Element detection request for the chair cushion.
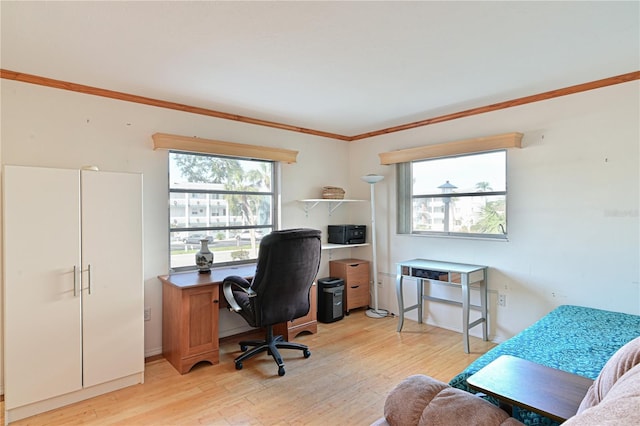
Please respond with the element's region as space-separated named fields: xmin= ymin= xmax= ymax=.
xmin=565 ymin=362 xmax=640 ymax=425
xmin=383 ymin=374 xmax=521 ymax=426
xmin=576 ymin=336 xmax=640 ymax=412
xmin=384 ymin=375 xmax=449 ymax=425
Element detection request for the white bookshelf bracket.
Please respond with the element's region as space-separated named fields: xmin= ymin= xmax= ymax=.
xmin=298 ymin=199 xmax=366 ymax=217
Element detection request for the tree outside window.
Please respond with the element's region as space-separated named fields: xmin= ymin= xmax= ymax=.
xmin=168 ymin=151 xmax=276 ymax=270
xmin=400 ymin=150 xmax=507 ymax=239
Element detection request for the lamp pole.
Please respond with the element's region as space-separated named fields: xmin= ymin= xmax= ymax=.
xmin=361 ymin=174 xmax=387 ymax=318
xmin=438 ymin=180 xmax=457 ymax=233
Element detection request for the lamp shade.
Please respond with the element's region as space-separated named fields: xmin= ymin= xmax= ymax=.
xmin=361 ymin=174 xmax=384 ymax=184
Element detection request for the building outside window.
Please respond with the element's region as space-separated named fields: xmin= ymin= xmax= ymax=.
xmin=169 ymin=151 xmax=277 ymax=270
xmin=398 ymin=150 xmax=507 ymax=239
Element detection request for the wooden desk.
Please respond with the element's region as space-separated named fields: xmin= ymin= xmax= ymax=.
xmin=159 ymin=265 xmax=318 ymax=374
xmin=159 ymin=266 xmax=255 ymax=374
xmin=466 ymin=355 xmax=594 ymax=423
xmin=396 ymin=258 xmax=488 ymax=353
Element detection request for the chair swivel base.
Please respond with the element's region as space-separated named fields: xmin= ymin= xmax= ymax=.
xmin=234 ymin=327 xmax=311 ymax=376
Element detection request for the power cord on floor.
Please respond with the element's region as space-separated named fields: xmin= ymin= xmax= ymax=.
xmin=364 ymin=307 xmax=397 ymax=318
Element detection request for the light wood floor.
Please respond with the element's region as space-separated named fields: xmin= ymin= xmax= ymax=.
xmin=2 ymin=312 xmax=495 ymax=425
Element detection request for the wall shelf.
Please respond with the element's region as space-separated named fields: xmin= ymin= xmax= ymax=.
xmin=322 ymin=243 xmax=369 ymax=250
xmin=298 ymin=198 xmax=366 ymax=216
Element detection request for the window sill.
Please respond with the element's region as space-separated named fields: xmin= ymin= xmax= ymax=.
xmin=403 ymin=233 xmax=509 ymax=242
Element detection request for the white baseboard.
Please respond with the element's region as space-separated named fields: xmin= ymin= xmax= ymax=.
xmin=144 ymin=346 xmax=163 ymax=358
xmin=5 ymin=372 xmax=143 ymax=424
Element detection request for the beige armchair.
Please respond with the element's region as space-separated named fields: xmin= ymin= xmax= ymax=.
xmin=374 ymin=337 xmax=640 ymax=426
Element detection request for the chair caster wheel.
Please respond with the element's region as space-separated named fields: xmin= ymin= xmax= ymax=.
xmin=303 ymin=349 xmax=311 ymax=358
xmin=278 ymin=366 xmax=285 ymax=376
xmin=235 ymin=362 xmax=243 ymax=370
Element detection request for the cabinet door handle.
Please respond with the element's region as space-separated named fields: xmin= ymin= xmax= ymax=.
xmin=213 ymin=299 xmax=219 ymax=304
xmin=351 ymin=285 xmax=359 ymax=289
xmin=87 ymin=264 xmax=92 ymax=295
xmin=73 ymin=265 xmax=78 ymax=297
xmin=81 ymin=264 xmax=93 ymax=295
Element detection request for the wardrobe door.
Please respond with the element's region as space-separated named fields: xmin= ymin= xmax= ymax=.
xmin=80 ymin=170 xmax=144 ymax=387
xmin=3 ymin=166 xmax=82 ymax=409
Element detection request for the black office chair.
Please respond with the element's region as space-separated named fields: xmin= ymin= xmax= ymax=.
xmin=222 ymin=228 xmax=321 ymax=376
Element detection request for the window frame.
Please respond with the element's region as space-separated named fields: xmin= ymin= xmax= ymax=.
xmin=397 ymin=150 xmax=508 ymax=240
xmin=168 ymin=150 xmax=279 ymax=272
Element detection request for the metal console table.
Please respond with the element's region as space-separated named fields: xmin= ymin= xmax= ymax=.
xmin=396 ymin=258 xmax=488 ymax=353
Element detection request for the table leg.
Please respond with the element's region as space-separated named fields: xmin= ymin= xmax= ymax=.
xmin=396 ymin=270 xmax=404 ymax=332
xmin=481 ymin=268 xmax=488 ymax=341
xmin=462 ymin=273 xmax=470 ymax=353
xmin=417 ymin=278 xmax=423 ymax=324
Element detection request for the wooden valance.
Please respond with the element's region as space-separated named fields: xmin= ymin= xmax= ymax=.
xmin=378 ymin=132 xmax=523 ymax=165
xmin=152 ymin=133 xmax=298 ymax=163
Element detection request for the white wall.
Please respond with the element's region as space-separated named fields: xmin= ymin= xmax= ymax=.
xmin=348 ymin=81 xmax=640 ymax=341
xmin=1 ymin=78 xmax=638 ymax=392
xmin=0 ymin=79 xmax=357 ymax=367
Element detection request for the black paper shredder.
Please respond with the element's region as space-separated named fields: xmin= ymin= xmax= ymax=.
xmin=317 ymin=277 xmax=345 ymax=323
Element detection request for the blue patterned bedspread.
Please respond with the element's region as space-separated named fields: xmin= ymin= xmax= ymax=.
xmin=448 ymin=305 xmax=640 ymax=425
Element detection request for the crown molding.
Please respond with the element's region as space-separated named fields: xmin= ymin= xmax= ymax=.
xmin=2 ymin=69 xmax=638 ymax=142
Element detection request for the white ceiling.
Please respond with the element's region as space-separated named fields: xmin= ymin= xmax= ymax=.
xmin=1 ymin=1 xmax=638 ymax=137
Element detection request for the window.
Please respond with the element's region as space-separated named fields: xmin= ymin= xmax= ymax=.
xmin=398 ymin=150 xmax=507 ymax=239
xmin=169 ymin=151 xmax=277 ymax=270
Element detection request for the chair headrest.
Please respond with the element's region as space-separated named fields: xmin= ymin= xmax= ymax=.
xmin=261 ymin=228 xmax=322 ymax=245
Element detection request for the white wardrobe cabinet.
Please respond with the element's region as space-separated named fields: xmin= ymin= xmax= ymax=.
xmin=3 ymin=166 xmax=144 ymax=423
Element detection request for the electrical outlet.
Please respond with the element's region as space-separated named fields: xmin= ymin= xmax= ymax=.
xmin=144 ymin=307 xmax=151 ymax=321
xmin=498 ymin=294 xmax=506 ymax=307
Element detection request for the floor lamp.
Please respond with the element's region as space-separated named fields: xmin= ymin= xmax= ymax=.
xmin=361 ymin=174 xmax=388 ymax=319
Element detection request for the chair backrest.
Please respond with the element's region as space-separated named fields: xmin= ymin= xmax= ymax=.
xmin=250 ymin=228 xmax=322 ymax=326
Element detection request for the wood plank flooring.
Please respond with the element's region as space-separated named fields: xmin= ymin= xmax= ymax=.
xmin=1 ymin=312 xmax=495 ymax=425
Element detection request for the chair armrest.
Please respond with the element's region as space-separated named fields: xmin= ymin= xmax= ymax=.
xmin=384 ymin=375 xmax=520 ymax=426
xmin=222 ymin=275 xmax=256 ymax=312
